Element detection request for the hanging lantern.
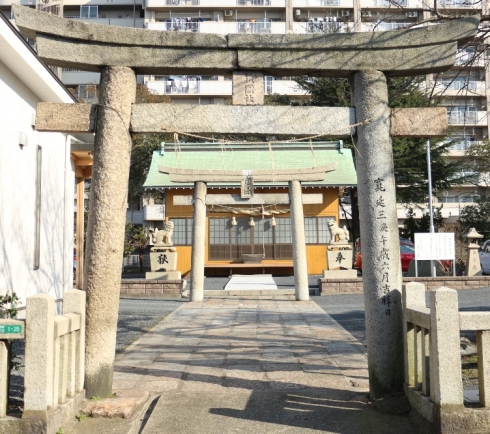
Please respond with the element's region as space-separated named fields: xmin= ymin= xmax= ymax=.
xmin=249 ymin=217 xmax=255 ymax=227
xmin=231 ymin=216 xmax=237 ymax=226
xmin=271 ymin=215 xmax=276 ymax=227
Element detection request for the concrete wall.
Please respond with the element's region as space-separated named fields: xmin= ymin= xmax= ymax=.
xmin=120 ymin=279 xmax=185 ymax=297
xmin=0 ymin=60 xmax=74 ymax=309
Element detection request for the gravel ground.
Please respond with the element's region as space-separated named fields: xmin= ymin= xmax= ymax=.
xmin=116 ymin=298 xmax=185 ymax=353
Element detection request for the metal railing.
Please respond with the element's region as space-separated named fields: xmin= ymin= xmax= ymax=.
xmin=375 ymin=0 xmax=408 ymax=6
xmin=237 ymin=21 xmax=272 ymax=33
xmin=303 ymin=21 xmax=345 ymax=33
xmin=447 ymin=111 xmax=477 ymax=124
xmin=438 ymin=0 xmax=480 ymax=7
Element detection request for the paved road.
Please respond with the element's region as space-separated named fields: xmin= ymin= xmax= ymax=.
xmin=313 ymin=286 xmax=490 ymax=348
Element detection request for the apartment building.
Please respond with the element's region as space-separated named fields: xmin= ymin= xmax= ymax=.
xmin=1 ymin=0 xmax=488 ymax=228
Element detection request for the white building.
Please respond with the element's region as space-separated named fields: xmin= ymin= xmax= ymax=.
xmin=0 ymin=13 xmax=91 ymax=310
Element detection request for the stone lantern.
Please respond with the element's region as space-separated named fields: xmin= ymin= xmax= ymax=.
xmin=463 ymin=227 xmax=484 ymax=276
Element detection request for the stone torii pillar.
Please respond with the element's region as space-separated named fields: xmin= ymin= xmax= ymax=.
xmin=83 ymin=66 xmax=136 ymax=398
xmin=190 ymin=181 xmax=207 ymax=302
xmin=289 ymin=180 xmax=309 ymax=301
xmin=351 ymin=70 xmax=403 ymax=400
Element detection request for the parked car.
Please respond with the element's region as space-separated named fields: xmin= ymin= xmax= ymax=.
xmin=479 ymin=240 xmax=490 ymax=275
xmin=354 ymin=239 xmax=415 ymax=273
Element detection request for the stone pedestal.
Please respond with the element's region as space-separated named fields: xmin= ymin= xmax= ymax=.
xmin=324 ymin=243 xmax=355 ymax=278
xmin=326 ymin=248 xmax=353 ymax=270
xmin=149 ymin=251 xmax=178 ymax=272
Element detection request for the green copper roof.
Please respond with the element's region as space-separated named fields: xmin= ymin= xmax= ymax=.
xmin=143 ymin=141 xmax=357 ymax=189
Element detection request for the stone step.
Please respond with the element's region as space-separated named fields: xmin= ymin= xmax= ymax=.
xmin=204 ymin=289 xmax=295 ymax=297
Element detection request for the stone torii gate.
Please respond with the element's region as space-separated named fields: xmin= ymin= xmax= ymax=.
xmin=13 ymin=4 xmax=478 ymax=401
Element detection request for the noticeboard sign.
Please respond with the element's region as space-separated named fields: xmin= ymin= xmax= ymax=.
xmin=414 ymin=233 xmax=456 ymax=261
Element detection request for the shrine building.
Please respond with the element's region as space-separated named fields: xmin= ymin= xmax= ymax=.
xmin=144 ymin=140 xmax=357 ymax=276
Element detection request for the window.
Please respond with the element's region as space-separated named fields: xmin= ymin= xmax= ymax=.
xmin=305 ymin=216 xmax=335 ymax=244
xmin=169 ymin=218 xmax=193 ymax=245
xmin=437 ymin=196 xmax=456 ymax=203
xmin=77 ymin=85 xmax=98 ymax=103
xmin=208 ymin=216 xmax=336 ymax=260
xmin=34 ymin=146 xmax=42 ymax=270
xmin=400 ymin=244 xmax=415 ymax=254
xmin=80 ymin=6 xmax=98 ymax=18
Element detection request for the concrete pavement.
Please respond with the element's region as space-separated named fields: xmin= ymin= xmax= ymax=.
xmin=70 ymin=296 xmax=425 ymax=433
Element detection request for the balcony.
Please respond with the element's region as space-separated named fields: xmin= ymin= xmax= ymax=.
xmin=438 ymin=0 xmax=480 ymax=7
xmin=63 ymin=0 xmax=142 ymax=4
xmin=432 ymin=80 xmax=485 ymax=96
xmin=293 ymin=21 xmax=351 ymax=33
xmin=361 ymin=22 xmax=411 ymax=31
xmin=447 ymin=111 xmax=488 ymax=126
xmin=146 ymin=80 xmax=232 ymax=95
xmin=375 ymin=0 xmax=408 ymax=5
xmin=63 ymin=17 xmax=145 ymax=27
xmin=144 ymin=205 xmax=165 ymax=221
xmin=446 ymin=139 xmax=482 ymax=154
xmin=61 ymin=70 xmax=101 ymax=85
xmin=293 ymin=0 xmax=353 ymax=6
xmin=147 ymin=0 xmax=285 ymax=5
xmin=146 ymin=20 xmax=286 ymax=34
xmin=455 ymin=54 xmax=486 ymax=67
xmin=146 ymin=79 xmax=305 ymax=97
xmin=265 ymin=80 xmax=308 ymax=96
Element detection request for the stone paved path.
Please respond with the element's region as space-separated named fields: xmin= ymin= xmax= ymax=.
xmin=113 ymin=297 xmax=422 ymax=433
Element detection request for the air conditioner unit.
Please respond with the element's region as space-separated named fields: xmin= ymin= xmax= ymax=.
xmin=295 ymin=9 xmax=301 ymax=16
xmin=224 ymin=9 xmax=234 ymax=16
xmin=406 ymin=11 xmax=417 ymax=17
xmin=361 ymin=10 xmax=372 ymax=16
xmin=341 ymin=10 xmax=350 ymax=16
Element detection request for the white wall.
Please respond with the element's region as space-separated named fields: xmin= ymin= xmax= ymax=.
xmin=0 ymin=60 xmax=74 ymax=308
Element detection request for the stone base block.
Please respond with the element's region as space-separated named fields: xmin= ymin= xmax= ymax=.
xmin=322 ymin=269 xmax=358 ymax=279
xmin=146 ymin=271 xmax=181 ymax=280
xmin=81 ymin=389 xmax=149 ymax=419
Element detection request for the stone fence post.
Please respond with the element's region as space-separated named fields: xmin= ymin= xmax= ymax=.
xmin=63 ymin=290 xmax=86 ymax=395
xmin=402 ymin=282 xmax=426 ymax=388
xmin=23 ymin=294 xmax=55 ymax=420
xmin=429 ymin=287 xmax=463 ymax=406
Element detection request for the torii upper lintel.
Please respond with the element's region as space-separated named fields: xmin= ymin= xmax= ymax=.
xmin=12 ymin=5 xmax=479 ymax=77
